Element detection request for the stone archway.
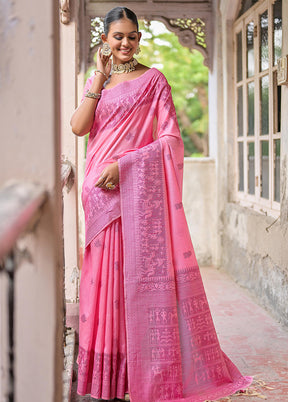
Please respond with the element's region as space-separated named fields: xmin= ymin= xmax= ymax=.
xmin=81 ymin=0 xmax=214 ymax=71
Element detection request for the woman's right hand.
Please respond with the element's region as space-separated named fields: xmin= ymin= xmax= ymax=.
xmin=96 ymin=47 xmax=112 ymax=78
xmin=95 ymin=162 xmax=119 ymax=189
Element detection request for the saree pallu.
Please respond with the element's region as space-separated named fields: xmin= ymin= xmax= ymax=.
xmin=77 ymin=68 xmax=253 ymax=401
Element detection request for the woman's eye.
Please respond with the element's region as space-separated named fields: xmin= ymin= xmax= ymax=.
xmin=114 ymin=36 xmax=136 ymax=41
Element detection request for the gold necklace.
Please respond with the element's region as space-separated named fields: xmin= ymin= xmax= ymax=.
xmin=111 ymin=58 xmax=138 ymax=74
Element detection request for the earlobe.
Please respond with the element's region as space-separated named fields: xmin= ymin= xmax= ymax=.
xmin=101 ymin=33 xmax=107 ymax=43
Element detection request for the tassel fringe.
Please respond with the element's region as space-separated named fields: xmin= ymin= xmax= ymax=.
xmin=205 ymin=377 xmax=275 ymax=401
xmin=122 ymin=378 xmax=275 ymax=402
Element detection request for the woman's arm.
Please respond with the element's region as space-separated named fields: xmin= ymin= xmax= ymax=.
xmin=70 ymin=48 xmax=112 ymax=137
xmin=70 ymin=74 xmax=106 ymax=136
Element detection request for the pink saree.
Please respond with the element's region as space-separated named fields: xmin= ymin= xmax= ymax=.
xmin=77 ymin=68 xmax=253 ymax=401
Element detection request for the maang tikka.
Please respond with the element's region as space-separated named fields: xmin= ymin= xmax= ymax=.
xmin=102 ymin=42 xmax=111 ymax=56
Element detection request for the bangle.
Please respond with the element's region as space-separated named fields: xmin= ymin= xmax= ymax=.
xmin=94 ymin=69 xmax=108 ymax=80
xmin=85 ymin=90 xmax=101 ymax=99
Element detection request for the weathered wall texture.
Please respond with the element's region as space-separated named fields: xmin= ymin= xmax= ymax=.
xmin=222 ymin=203 xmax=288 ymax=326
xmin=183 ymin=158 xmax=217 ymax=266
xmin=218 ymin=0 xmax=288 ymax=327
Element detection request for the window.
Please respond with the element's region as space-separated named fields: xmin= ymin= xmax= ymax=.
xmin=234 ymin=0 xmax=282 ymax=213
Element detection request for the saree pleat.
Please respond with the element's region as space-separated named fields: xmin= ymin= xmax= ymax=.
xmin=77 ymin=218 xmax=127 ymax=400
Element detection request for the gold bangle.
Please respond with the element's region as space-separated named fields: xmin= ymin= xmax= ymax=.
xmin=85 ymin=91 xmax=101 ymax=99
xmin=94 ymin=69 xmax=108 ymax=80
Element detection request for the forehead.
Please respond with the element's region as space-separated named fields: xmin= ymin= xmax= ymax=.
xmin=108 ymin=18 xmax=138 ymax=34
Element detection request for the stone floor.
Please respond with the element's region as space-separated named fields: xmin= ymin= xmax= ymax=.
xmin=71 ymin=267 xmax=288 ymax=401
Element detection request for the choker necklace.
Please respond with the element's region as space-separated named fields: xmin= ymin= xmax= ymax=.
xmin=111 ymin=58 xmax=138 ymax=74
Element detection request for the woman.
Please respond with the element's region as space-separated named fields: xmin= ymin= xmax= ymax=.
xmin=71 ymin=7 xmax=252 ymax=402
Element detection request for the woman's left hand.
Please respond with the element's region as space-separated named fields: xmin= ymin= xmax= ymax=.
xmin=95 ymin=162 xmax=119 ymax=189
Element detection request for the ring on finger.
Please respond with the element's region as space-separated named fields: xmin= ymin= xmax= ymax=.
xmin=106 ymin=182 xmax=116 ymax=190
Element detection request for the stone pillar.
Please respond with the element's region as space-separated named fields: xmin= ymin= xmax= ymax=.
xmin=208 ymin=0 xmax=224 ymax=266
xmin=280 ymin=0 xmax=288 ymax=225
xmin=60 ymin=0 xmax=89 ymax=334
xmin=77 ymin=1 xmax=91 ymax=268
xmin=0 ymin=0 xmax=63 ymax=400
xmin=76 ymin=0 xmax=88 ymax=278
xmin=77 ymin=72 xmax=86 ymax=273
xmin=60 ymin=0 xmax=81 ymax=323
xmin=210 ymin=0 xmax=241 ymax=267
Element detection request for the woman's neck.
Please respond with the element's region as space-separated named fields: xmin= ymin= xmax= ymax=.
xmin=112 ymin=56 xmax=134 ymax=66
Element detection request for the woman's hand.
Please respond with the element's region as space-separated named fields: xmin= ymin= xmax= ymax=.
xmin=70 ymin=48 xmax=111 ymax=137
xmin=95 ymin=162 xmax=119 ymax=189
xmin=96 ymin=47 xmax=112 ymax=78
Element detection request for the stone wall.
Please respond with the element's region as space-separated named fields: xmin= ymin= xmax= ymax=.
xmin=222 ymin=203 xmax=288 ymax=326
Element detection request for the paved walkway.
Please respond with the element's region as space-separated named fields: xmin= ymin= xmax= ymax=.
xmin=71 ymin=267 xmax=288 ymax=401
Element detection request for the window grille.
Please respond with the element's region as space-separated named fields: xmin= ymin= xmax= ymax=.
xmin=234 ymin=0 xmax=282 ymax=214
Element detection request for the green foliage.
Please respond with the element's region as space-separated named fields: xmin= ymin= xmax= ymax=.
xmin=139 ymin=21 xmax=209 ymax=156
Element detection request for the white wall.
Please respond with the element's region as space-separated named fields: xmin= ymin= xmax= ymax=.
xmin=183 ymin=158 xmax=217 ymax=266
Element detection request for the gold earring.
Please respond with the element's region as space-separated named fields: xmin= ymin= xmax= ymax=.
xmin=135 ymin=45 xmax=141 ymax=55
xmin=102 ymin=43 xmax=111 ymax=56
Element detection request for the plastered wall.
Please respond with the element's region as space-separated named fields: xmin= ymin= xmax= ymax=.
xmin=222 ymin=203 xmax=288 ymax=326
xmin=183 ymin=158 xmax=217 ymax=266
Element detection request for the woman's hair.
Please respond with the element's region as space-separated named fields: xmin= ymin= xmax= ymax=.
xmin=104 ymin=7 xmax=139 ymax=36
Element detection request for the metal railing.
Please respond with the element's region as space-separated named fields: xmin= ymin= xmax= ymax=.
xmin=0 ymin=181 xmax=48 ymax=402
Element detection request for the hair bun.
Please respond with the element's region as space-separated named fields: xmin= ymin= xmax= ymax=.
xmin=104 ymin=7 xmax=139 ymax=36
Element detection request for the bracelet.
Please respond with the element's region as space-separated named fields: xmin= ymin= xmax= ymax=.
xmin=85 ymin=90 xmax=101 ymax=99
xmin=94 ymin=69 xmax=108 ymax=80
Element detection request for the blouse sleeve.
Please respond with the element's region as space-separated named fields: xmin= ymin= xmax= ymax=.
xmin=80 ymin=75 xmax=94 ymax=103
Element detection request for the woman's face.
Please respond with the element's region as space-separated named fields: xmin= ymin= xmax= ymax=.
xmin=102 ymin=17 xmax=141 ymax=64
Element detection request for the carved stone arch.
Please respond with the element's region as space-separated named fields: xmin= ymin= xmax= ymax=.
xmin=84 ymin=1 xmax=213 ymax=70
xmin=149 ymin=16 xmax=211 ymax=69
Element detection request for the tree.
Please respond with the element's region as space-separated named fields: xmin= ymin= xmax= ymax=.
xmin=139 ymin=21 xmax=209 ymax=156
